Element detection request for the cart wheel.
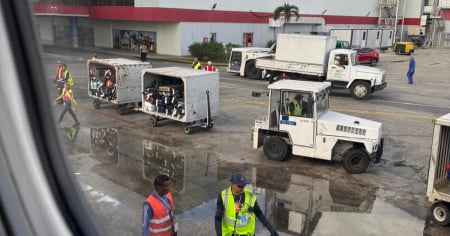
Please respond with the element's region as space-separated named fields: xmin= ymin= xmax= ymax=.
xmin=117 ymin=104 xmax=128 ymax=115
xmin=150 ymin=115 xmax=158 ymax=127
xmin=431 ymin=202 xmax=450 ymax=226
xmin=93 ymin=99 xmax=101 ymax=109
xmin=207 ymin=123 xmax=214 ymax=129
xmin=184 ymin=123 xmax=192 ymax=135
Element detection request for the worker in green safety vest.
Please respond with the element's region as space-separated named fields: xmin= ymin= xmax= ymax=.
xmin=214 ymin=173 xmax=279 ymax=236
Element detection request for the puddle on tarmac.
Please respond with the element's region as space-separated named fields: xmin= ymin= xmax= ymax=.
xmin=63 ymin=127 xmax=436 ymax=236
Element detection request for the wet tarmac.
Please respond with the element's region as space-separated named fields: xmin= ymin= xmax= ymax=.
xmin=49 ymin=46 xmax=450 ymax=235
xmin=61 ymin=127 xmax=435 ymax=236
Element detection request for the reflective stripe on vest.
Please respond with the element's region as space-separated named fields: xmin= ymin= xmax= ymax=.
xmin=221 ymin=188 xmax=257 ymax=235
xmin=146 ymin=192 xmax=174 ymax=236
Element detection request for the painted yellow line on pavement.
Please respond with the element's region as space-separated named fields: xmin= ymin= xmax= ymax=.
xmin=222 ymin=98 xmax=436 ymax=120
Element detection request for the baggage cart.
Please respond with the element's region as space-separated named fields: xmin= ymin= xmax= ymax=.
xmin=141 ymin=67 xmax=219 ymax=134
xmin=87 ymin=58 xmax=152 ymax=114
xmin=426 ymin=113 xmax=450 ymax=226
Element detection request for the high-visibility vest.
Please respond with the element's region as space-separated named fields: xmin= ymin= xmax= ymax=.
xmin=56 ymin=66 xmax=64 ymax=80
xmin=204 ymin=65 xmax=217 ymax=71
xmin=288 ymin=99 xmax=302 ymax=116
xmin=64 ymin=70 xmax=74 ymax=87
xmin=192 ymin=62 xmax=202 ymax=70
xmin=61 ymin=88 xmax=77 ymax=105
xmin=146 ymin=193 xmax=175 ymax=236
xmin=221 ymin=188 xmax=257 ymax=236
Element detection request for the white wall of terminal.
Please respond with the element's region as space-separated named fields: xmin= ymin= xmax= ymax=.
xmin=35 ymin=0 xmax=424 ymax=56
xmin=134 ymin=0 xmax=422 ymax=18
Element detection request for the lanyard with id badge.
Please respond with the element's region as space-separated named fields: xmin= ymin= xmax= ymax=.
xmin=154 ymin=193 xmax=178 ymax=235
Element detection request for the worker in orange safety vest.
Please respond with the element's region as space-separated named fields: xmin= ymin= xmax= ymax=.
xmin=142 ymin=175 xmax=178 ymax=236
xmin=204 ymin=61 xmax=218 ymax=72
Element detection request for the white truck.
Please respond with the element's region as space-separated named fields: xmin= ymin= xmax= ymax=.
xmin=228 ymin=46 xmax=274 ymax=80
xmin=256 ymin=34 xmax=387 ymax=100
xmin=251 ymin=80 xmax=383 ymax=173
xmin=426 ymin=113 xmax=450 ymax=226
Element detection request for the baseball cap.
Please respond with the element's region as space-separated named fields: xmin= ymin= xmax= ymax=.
xmin=230 ymin=172 xmax=248 ymax=187
xmin=207 ymin=61 xmax=212 ymax=65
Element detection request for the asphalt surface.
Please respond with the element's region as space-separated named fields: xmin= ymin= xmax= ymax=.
xmin=44 ymin=45 xmax=450 ymax=236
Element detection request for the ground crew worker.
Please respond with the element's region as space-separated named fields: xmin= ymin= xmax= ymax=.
xmin=62 ymin=64 xmax=74 ymax=87
xmin=192 ymin=57 xmax=202 ymax=70
xmin=288 ymin=94 xmax=304 ymax=116
xmin=204 ymin=61 xmax=218 ymax=72
xmin=55 ymin=60 xmax=64 ymax=83
xmin=55 ymin=82 xmax=80 ymax=127
xmin=215 ymin=172 xmax=279 ymax=236
xmin=142 ymin=175 xmax=178 ymax=236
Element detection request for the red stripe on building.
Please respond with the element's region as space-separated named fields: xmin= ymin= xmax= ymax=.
xmin=32 ymin=3 xmax=420 ymax=25
xmin=33 ymin=3 xmax=89 ymax=16
xmin=441 ymin=9 xmax=450 ymax=20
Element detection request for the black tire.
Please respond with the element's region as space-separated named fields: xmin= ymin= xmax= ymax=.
xmin=263 ymin=136 xmax=288 ymax=161
xmin=375 ymin=138 xmax=384 ymax=163
xmin=207 ymin=123 xmax=213 ymax=129
xmin=371 ymin=59 xmax=377 ymax=66
xmin=184 ymin=123 xmax=192 ymax=135
xmin=93 ymin=99 xmax=101 ymax=109
xmin=350 ymin=81 xmax=371 ymax=100
xmin=245 ymin=60 xmax=262 ymax=80
xmin=117 ymin=104 xmax=128 ymax=115
xmin=150 ymin=115 xmax=158 ymax=127
xmin=342 ymin=148 xmax=370 ymax=174
xmin=430 ymin=202 xmax=450 ymax=226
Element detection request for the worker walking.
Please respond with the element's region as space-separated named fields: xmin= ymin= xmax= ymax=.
xmin=55 ymin=82 xmax=80 ymax=127
xmin=407 ymin=54 xmax=415 ymax=84
xmin=215 ymin=172 xmax=279 ymax=236
xmin=142 ymin=175 xmax=178 ymax=236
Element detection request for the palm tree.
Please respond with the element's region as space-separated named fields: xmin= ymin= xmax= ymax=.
xmin=273 ymin=3 xmax=300 ymax=33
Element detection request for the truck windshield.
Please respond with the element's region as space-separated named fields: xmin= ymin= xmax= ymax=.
xmin=229 ymin=51 xmax=242 ymax=71
xmin=316 ymin=90 xmax=329 ymax=116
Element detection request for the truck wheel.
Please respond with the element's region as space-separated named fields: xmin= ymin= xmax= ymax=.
xmin=117 ymin=104 xmax=128 ymax=115
xmin=150 ymin=115 xmax=158 ymax=127
xmin=184 ymin=123 xmax=192 ymax=135
xmin=371 ymin=59 xmax=377 ymax=66
xmin=245 ymin=61 xmax=262 ymax=80
xmin=350 ymin=81 xmax=371 ymax=100
xmin=431 ymin=202 xmax=450 ymax=226
xmin=342 ymin=148 xmax=370 ymax=174
xmin=375 ymin=138 xmax=384 ymax=163
xmin=263 ymin=136 xmax=288 ymax=161
xmin=93 ymin=99 xmax=101 ymax=109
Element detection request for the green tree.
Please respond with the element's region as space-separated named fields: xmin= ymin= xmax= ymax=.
xmin=273 ymin=3 xmax=300 ymax=33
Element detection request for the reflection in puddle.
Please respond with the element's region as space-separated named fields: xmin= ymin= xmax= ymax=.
xmin=59 ymin=126 xmax=80 ymax=154
xmin=75 ymin=129 xmax=427 ymax=235
xmin=142 ymin=139 xmax=185 ymax=193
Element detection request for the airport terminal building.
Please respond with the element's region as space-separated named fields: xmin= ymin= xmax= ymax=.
xmin=32 ymin=0 xmax=449 ymax=56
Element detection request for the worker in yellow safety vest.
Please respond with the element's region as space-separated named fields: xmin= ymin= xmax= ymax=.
xmin=288 ymin=94 xmax=304 ymax=116
xmin=214 ymin=173 xmax=279 ymax=236
xmin=192 ymin=57 xmax=202 ymax=70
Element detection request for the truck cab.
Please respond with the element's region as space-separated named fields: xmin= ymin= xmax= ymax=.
xmin=252 ymin=80 xmax=383 ymax=173
xmin=327 ymin=49 xmax=386 ymax=100
xmin=228 ymin=44 xmax=275 ymax=79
